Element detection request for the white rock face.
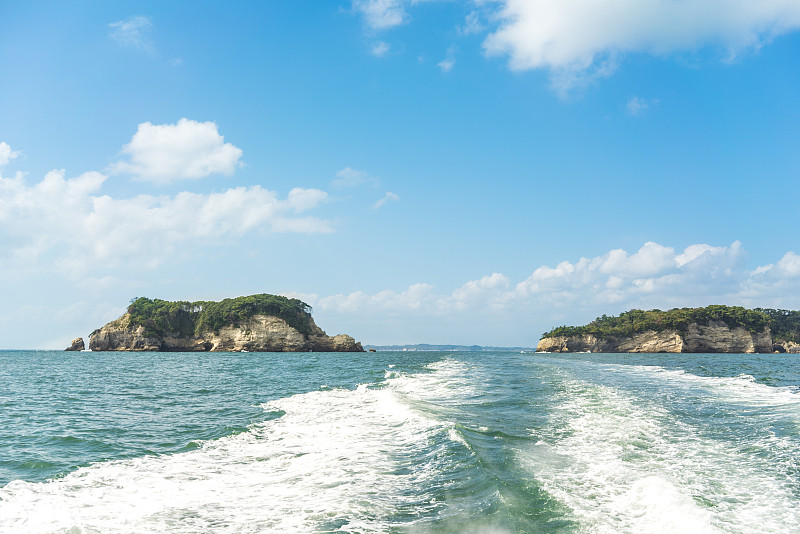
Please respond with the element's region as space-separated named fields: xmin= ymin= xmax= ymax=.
xmin=537 ymin=322 xmax=774 ymax=353
xmin=683 ymin=321 xmax=772 ymax=353
xmin=614 ymin=331 xmax=684 ymax=353
xmin=88 ymin=313 xmax=363 ymax=352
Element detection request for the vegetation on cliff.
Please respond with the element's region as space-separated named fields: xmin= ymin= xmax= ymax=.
xmin=754 ymin=308 xmax=800 ymax=343
xmin=121 ymin=294 xmax=315 ymax=338
xmin=542 ymin=305 xmax=800 ymax=340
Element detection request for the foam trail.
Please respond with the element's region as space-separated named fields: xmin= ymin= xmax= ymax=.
xmin=524 ymin=369 xmax=800 ymax=534
xmin=605 ymin=363 xmax=800 ymax=408
xmin=0 ymin=371 xmax=472 ymax=533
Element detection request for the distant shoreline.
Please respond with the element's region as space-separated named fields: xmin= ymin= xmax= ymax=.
xmin=363 ymin=344 xmax=535 ymax=352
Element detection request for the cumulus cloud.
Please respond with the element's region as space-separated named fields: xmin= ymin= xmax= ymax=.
xmin=350 ymin=1 xmax=800 ymax=93
xmin=372 ymin=191 xmax=399 ymax=209
xmin=0 ymin=147 xmax=331 ymax=274
xmin=108 ymin=15 xmax=154 ymax=52
xmin=450 ymin=273 xmax=511 ymax=310
xmin=303 ymin=241 xmax=800 ymax=323
xmin=110 ymin=119 xmax=243 ymax=184
xmin=514 ymin=241 xmax=752 ymax=308
xmin=776 ymin=252 xmax=800 ymax=277
xmin=484 ymin=0 xmax=800 ymax=89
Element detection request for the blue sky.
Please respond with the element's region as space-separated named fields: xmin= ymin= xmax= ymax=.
xmin=1 ymin=1 xmax=799 ymax=348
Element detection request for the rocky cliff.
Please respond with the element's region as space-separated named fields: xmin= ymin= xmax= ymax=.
xmin=537 ymin=305 xmax=800 ymax=354
xmin=537 ymin=322 xmax=776 ymax=353
xmin=87 ymin=295 xmax=363 ymax=352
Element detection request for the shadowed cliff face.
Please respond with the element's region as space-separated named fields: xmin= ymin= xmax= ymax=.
xmin=88 ymin=313 xmax=363 ymax=352
xmin=65 ymin=338 xmax=85 ymax=351
xmin=537 ymin=321 xmax=784 ymax=353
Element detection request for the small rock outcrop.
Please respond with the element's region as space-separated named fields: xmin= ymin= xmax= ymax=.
xmin=65 ymin=337 xmax=85 ymax=351
xmin=773 ymin=341 xmax=800 ymax=353
xmin=87 ymin=294 xmax=364 ymax=352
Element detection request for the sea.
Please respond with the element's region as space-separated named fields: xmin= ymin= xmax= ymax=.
xmin=0 ymin=350 xmax=798 ymax=533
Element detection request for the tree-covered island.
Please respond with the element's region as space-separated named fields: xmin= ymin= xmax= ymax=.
xmin=539 ymin=305 xmax=800 ymax=353
xmin=81 ymin=293 xmax=363 ymax=352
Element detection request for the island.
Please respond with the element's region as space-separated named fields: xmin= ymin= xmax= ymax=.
xmin=537 ymin=305 xmax=800 ymax=353
xmin=84 ymin=294 xmax=364 ymax=352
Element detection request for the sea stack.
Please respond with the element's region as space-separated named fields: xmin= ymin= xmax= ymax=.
xmin=65 ymin=337 xmax=85 ymax=351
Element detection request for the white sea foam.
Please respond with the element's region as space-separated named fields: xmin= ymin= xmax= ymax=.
xmin=610 ymin=364 xmax=800 ymax=407
xmin=0 ymin=367 xmax=473 ymax=533
xmin=523 ymin=371 xmax=800 ymax=534
xmin=389 ymin=359 xmax=485 ymax=408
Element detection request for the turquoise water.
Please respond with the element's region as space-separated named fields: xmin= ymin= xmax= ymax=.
xmin=1 ymin=350 xmax=799 ymax=532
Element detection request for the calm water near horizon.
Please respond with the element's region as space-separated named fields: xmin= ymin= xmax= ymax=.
xmin=1 ymin=350 xmax=799 ymax=532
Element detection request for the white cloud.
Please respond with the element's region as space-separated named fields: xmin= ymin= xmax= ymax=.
xmin=108 ymin=15 xmax=154 ymax=51
xmin=285 ymin=187 xmax=330 ymax=212
xmin=776 ymin=252 xmax=800 ymax=277
xmin=438 ymin=46 xmax=456 ymax=72
xmin=332 ymin=166 xmax=375 ymax=187
xmin=752 ymin=252 xmax=800 ymax=279
xmin=348 ymin=1 xmax=800 ymax=94
xmin=459 ymin=11 xmax=484 ymax=36
xmin=515 ymin=241 xmax=748 ymax=304
xmin=371 ymin=41 xmax=391 ymax=57
xmin=372 ymin=191 xmax=399 ymax=209
xmin=110 ymin=119 xmax=243 ymax=184
xmin=289 ymin=241 xmax=800 ymax=344
xmin=484 ymin=0 xmax=800 ymax=87
xmin=0 ymin=164 xmax=332 ymax=275
xmin=306 ymin=240 xmax=800 ymax=319
xmin=353 ymin=0 xmax=407 ymax=30
xmin=450 ymin=273 xmax=511 ymax=310
xmin=438 ymin=58 xmax=454 ymax=72
xmin=626 ymin=96 xmax=659 ymax=115
xmin=598 ymin=242 xmax=676 ymax=277
xmin=0 ymin=142 xmax=20 ymax=166
xmin=312 ymin=283 xmax=437 ymax=314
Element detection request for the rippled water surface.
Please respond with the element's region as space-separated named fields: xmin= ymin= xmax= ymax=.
xmin=1 ymin=350 xmax=798 ymax=533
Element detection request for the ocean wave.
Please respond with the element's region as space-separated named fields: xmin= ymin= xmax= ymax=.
xmin=521 ymin=374 xmax=800 ymax=533
xmin=0 ymin=362 xmax=481 ymax=533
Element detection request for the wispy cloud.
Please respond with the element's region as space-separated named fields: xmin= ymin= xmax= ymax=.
xmin=352 ymin=0 xmax=407 ymax=30
xmin=108 ymin=15 xmax=154 ymax=52
xmin=371 ymin=41 xmax=390 ymax=57
xmin=372 ymin=191 xmax=399 ymax=209
xmin=626 ymin=96 xmax=659 ymax=116
xmin=109 ymin=119 xmax=243 ymax=184
xmin=458 ymin=11 xmax=484 ymax=36
xmin=0 ymin=142 xmax=20 ymax=166
xmin=332 ymin=166 xmax=378 ymax=188
xmin=438 ymin=46 xmax=456 ymax=73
